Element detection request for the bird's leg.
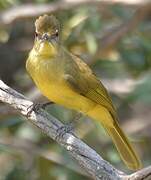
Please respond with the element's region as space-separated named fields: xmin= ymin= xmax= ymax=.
xmin=55 ymin=113 xmax=83 ymax=141
xmin=27 ymin=101 xmax=54 ymax=116
xmin=38 ymin=102 xmax=54 ymax=109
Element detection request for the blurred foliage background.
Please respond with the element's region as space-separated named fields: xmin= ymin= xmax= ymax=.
xmin=0 ymin=0 xmax=151 ymax=179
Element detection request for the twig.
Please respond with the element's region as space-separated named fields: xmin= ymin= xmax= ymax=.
xmin=0 ymin=0 xmax=151 ymax=25
xmin=0 ymin=79 xmax=151 ymax=179
xmin=124 ymin=166 xmax=151 ymax=180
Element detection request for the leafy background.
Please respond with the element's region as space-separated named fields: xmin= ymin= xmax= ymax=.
xmin=0 ymin=0 xmax=151 ymax=179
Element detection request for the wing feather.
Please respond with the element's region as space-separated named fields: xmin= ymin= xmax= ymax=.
xmin=64 ymin=53 xmax=117 ymax=119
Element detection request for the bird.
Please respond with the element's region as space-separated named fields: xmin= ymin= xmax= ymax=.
xmin=26 ymin=14 xmax=141 ymax=170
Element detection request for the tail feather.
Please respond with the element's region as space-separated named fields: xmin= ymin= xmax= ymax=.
xmin=103 ymin=120 xmax=142 ymax=170
xmin=87 ymin=105 xmax=142 ymax=170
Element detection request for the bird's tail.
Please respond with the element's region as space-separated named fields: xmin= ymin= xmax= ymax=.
xmin=102 ymin=120 xmax=142 ymax=170
xmin=87 ymin=106 xmax=142 ymax=170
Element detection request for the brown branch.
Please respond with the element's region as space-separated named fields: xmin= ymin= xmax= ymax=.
xmin=0 ymin=0 xmax=151 ymax=25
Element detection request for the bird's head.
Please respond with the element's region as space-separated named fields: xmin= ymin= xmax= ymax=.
xmin=35 ymin=14 xmax=60 ymax=44
xmin=34 ymin=14 xmax=60 ymax=55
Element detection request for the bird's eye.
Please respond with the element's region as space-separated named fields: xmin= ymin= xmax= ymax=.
xmin=35 ymin=32 xmax=39 ymax=38
xmin=50 ymin=29 xmax=59 ymax=40
xmin=55 ymin=29 xmax=59 ymax=37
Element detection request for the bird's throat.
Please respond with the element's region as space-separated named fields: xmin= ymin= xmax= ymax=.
xmin=34 ymin=40 xmax=57 ymax=57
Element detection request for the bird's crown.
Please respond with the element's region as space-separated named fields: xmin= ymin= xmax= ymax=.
xmin=35 ymin=14 xmax=60 ymax=35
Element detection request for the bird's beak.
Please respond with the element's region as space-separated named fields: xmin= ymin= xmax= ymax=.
xmin=41 ymin=33 xmax=58 ymax=45
xmin=41 ymin=33 xmax=50 ymax=42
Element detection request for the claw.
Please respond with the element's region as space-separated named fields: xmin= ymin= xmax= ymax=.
xmin=40 ymin=102 xmax=54 ymax=109
xmin=27 ymin=103 xmax=40 ymax=117
xmin=55 ymin=113 xmax=83 ymax=141
xmin=27 ymin=101 xmax=54 ymax=117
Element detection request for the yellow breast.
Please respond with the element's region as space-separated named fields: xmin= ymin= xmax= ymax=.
xmin=27 ymin=57 xmax=95 ymax=112
xmin=26 ymin=41 xmax=95 ymax=113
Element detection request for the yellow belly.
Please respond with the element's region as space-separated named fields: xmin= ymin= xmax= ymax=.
xmin=35 ymin=76 xmax=96 ymax=113
xmin=27 ymin=55 xmax=113 ymax=125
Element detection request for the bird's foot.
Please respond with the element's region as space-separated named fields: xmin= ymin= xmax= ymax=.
xmin=38 ymin=102 xmax=54 ymax=109
xmin=55 ymin=122 xmax=74 ymax=141
xmin=55 ymin=113 xmax=83 ymax=141
xmin=27 ymin=101 xmax=54 ymax=117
